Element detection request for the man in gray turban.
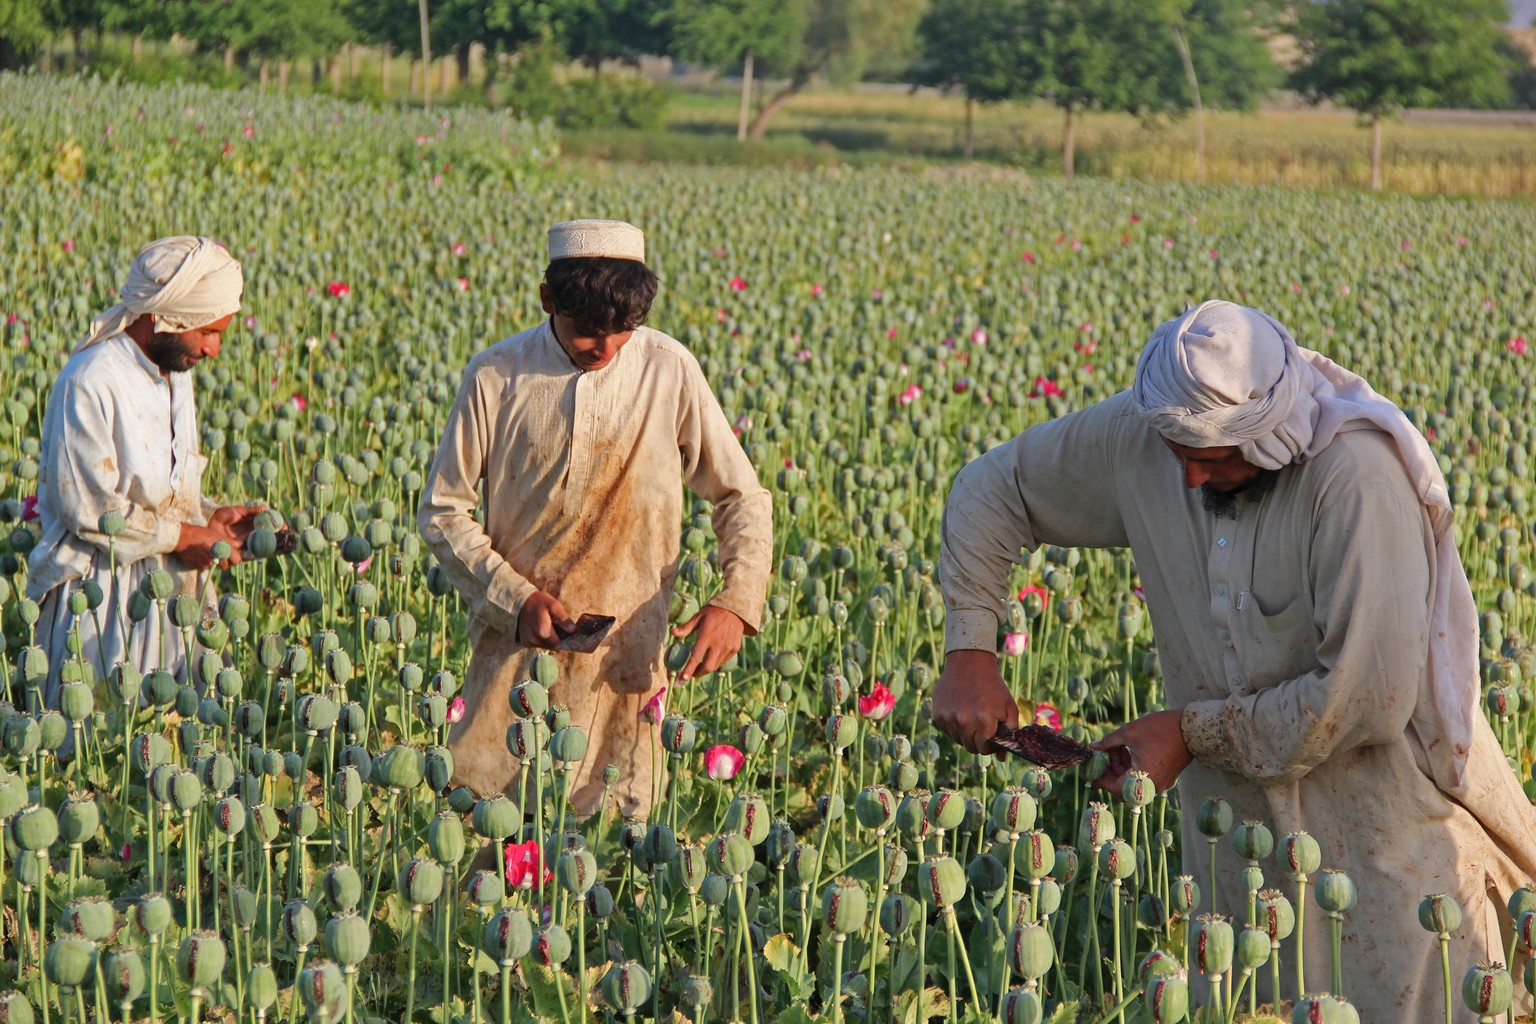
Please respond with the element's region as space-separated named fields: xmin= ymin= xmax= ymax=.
xmin=31 ymin=236 xmax=261 ymax=710
xmin=934 ymin=300 xmax=1536 ymax=1020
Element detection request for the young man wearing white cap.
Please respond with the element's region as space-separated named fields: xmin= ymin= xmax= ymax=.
xmin=419 ymin=220 xmax=773 ymax=819
xmin=31 ymin=235 xmax=262 ymax=710
xmin=933 ymin=300 xmax=1536 ymax=1020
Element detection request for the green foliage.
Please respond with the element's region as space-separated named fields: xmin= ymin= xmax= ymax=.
xmin=1289 ymin=0 xmax=1514 ymax=116
xmin=499 ymin=42 xmax=669 ymax=129
xmin=668 ymin=0 xmax=806 ymax=72
xmin=0 ymin=0 xmax=50 ymax=68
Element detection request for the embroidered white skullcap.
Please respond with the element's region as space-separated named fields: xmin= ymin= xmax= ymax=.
xmin=548 ymin=220 xmax=646 ymax=263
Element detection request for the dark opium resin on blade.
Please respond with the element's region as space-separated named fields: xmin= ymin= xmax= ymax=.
xmin=991 ymin=723 xmax=1096 ymax=770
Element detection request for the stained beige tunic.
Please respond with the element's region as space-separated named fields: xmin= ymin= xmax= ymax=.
xmin=419 ymin=321 xmax=772 ymax=819
xmin=941 ymin=390 xmax=1536 ymax=1021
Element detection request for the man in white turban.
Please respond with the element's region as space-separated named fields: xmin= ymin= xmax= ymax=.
xmin=419 ymin=220 xmax=773 ymax=822
xmin=30 ymin=236 xmax=261 ymax=712
xmin=934 ymin=300 xmax=1536 ymax=1020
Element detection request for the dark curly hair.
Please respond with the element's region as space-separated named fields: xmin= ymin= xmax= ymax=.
xmin=544 ymin=257 xmax=659 ymax=336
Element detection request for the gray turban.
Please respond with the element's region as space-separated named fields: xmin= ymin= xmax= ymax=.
xmin=77 ymin=236 xmax=244 ymax=354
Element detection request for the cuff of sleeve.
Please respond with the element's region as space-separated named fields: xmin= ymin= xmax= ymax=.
xmin=146 ymin=514 xmax=184 ymax=557
xmin=1180 ymin=701 xmax=1236 ymax=771
xmin=482 ymin=568 xmax=537 ymax=637
xmin=705 ymin=585 xmax=763 ymax=635
xmin=943 ymin=609 xmax=999 ymax=654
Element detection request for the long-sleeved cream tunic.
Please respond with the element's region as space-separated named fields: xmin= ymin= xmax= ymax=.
xmin=419 ymin=320 xmax=773 ymax=818
xmin=30 ymin=333 xmax=212 ymax=707
xmin=941 ymin=390 xmax=1536 ymax=1021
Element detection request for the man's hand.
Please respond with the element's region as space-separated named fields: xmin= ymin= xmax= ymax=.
xmin=1093 ymin=708 xmax=1193 ymax=797
xmin=933 ymin=649 xmax=1019 ymax=754
xmin=670 ymin=605 xmax=746 ymax=680
xmin=174 ymin=523 xmax=235 ymax=570
xmin=209 ymin=504 xmax=262 ymax=540
xmin=519 ymin=591 xmax=576 ymax=649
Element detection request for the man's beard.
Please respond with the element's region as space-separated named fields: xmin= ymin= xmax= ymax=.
xmin=1200 ymin=469 xmax=1280 ymax=519
xmin=143 ymin=331 xmax=197 ymax=373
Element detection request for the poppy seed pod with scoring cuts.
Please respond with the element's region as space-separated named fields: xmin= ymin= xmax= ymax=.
xmin=1000 ymin=987 xmax=1043 ymax=1024
xmin=601 ymin=960 xmax=653 ymax=1013
xmin=1098 ymin=839 xmax=1136 ymax=880
xmin=855 ymin=785 xmax=897 ymax=832
xmin=323 ymin=864 xmax=363 ymax=912
xmin=1292 ymin=994 xmax=1352 ymax=1024
xmin=707 ymin=831 xmax=755 ymax=879
xmin=787 ymin=843 xmax=821 ymax=888
xmin=64 ymin=901 xmax=114 ymax=944
xmin=991 ymin=787 xmax=1037 ymax=836
xmin=1007 ymin=921 xmax=1054 ymax=981
xmin=672 ymin=843 xmax=708 ymax=892
xmin=1077 ymin=801 xmax=1116 ymax=853
xmin=102 ymin=948 xmax=146 ymax=1007
xmin=642 ymin=823 xmax=679 ymax=866
xmin=1146 ymin=974 xmax=1190 ymax=1023
xmin=1052 ymin=845 xmax=1079 ymax=884
xmin=531 ymin=924 xmax=572 ymax=967
xmin=1419 ymin=893 xmax=1463 ymax=935
xmin=481 ymin=909 xmax=532 ymax=965
xmin=399 ymin=858 xmax=445 ymax=908
xmin=1278 ymin=831 xmax=1322 ymax=878
xmin=136 ymin=892 xmax=173 ymax=936
xmin=1233 ymin=820 xmax=1274 ymax=861
xmin=325 ymin=911 xmax=371 ymax=967
xmin=558 ymin=848 xmax=598 ymax=894
xmin=660 ymin=715 xmax=696 ymax=753
xmin=926 ymin=788 xmax=966 ymax=832
xmin=919 ymin=855 xmax=967 ymax=911
xmin=281 ymin=900 xmax=319 ymax=948
xmin=373 ymin=743 xmax=424 ymax=790
xmin=1190 ymin=914 xmax=1233 ymax=977
xmin=725 ymin=793 xmax=770 ymax=845
xmin=821 ymin=877 xmax=869 ymax=935
xmin=176 ymin=931 xmax=226 ymax=990
xmin=825 ymin=712 xmax=856 ymax=751
xmin=43 ymin=936 xmax=96 ymax=990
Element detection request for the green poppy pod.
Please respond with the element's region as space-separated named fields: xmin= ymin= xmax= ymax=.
xmin=424 ymin=745 xmax=454 ymax=792
xmin=758 ymin=704 xmax=788 ymax=737
xmin=249 ymin=802 xmax=281 ymax=845
xmin=1007 ymin=922 xmax=1054 ymax=981
xmin=1419 ymin=893 xmax=1464 ymax=935
xmin=289 ymin=801 xmax=319 ymax=838
xmin=882 ymin=842 xmax=910 ymax=889
xmin=0 ymin=771 xmax=21 ymax=819
xmin=481 ymin=909 xmax=532 ymax=965
xmin=1196 ymin=797 xmax=1233 ymax=839
xmin=210 ymin=666 xmax=243 ymax=702
xmin=338 ymin=536 xmax=371 ymax=565
xmin=724 ymin=793 xmax=770 ymax=845
xmin=585 ymin=883 xmax=616 ymax=919
xmin=16 ymin=646 xmax=47 ymax=688
xmin=880 ymin=893 xmax=918 ymax=936
xmin=601 ymin=960 xmax=653 ymax=1012
xmin=990 ymin=787 xmax=1037 ymax=836
xmin=508 ymin=680 xmax=548 ymax=720
xmin=673 ymin=843 xmax=708 ymax=892
xmin=1233 ymin=820 xmax=1275 ymax=861
xmin=773 ymin=649 xmax=804 ymax=678
xmin=1190 ymin=915 xmax=1234 ymax=977
xmin=822 ymin=673 xmax=851 ymax=708
xmin=504 ymin=719 xmax=546 ymax=760
xmin=102 ymin=948 xmax=146 ymax=1006
xmin=1000 ymin=987 xmax=1043 ymax=1024
xmin=261 ymin=749 xmax=286 ymax=778
xmin=889 ymin=760 xmax=919 ymax=793
xmin=282 ymin=900 xmax=319 ymax=948
xmin=139 ymin=669 xmax=177 ymax=709
xmin=58 ymin=794 xmax=99 ymax=845
xmin=1235 ymin=927 xmax=1271 ymax=970
xmin=399 ymin=858 xmax=445 ymax=909
xmin=210 ymin=797 xmax=244 ymax=838
xmin=1508 ymin=884 xmax=1536 ymax=923
xmin=471 ymin=794 xmax=522 ymax=840
xmin=895 ymin=789 xmax=931 ymax=841
xmin=635 ymin=823 xmax=674 ymax=867
xmin=821 ymin=878 xmax=869 ymax=935
xmin=135 ymin=893 xmax=173 ymax=936
xmin=174 ymin=685 xmax=200 ymax=719
xmin=549 ymin=725 xmax=588 ymax=763
xmin=195 ymin=616 xmax=230 ymax=653
xmin=295 ymin=694 xmax=337 ymax=734
xmin=390 ymin=611 xmax=417 ymax=645
xmin=0 ymin=991 xmax=34 ymax=1024
xmin=855 ymin=785 xmax=897 ymax=832
xmin=1121 ymin=770 xmax=1156 ymax=808
xmin=149 ymin=763 xmax=178 ymax=805
xmin=293 ymin=588 xmax=324 ymax=616
xmin=1098 ymin=839 xmax=1136 ymax=881
xmin=787 ymin=843 xmax=821 ymax=889
xmin=108 ymin=662 xmax=142 ymax=705
xmin=140 ymin=568 xmax=174 ymax=601
xmin=226 ymin=886 xmax=256 ymax=930
xmin=817 ymin=793 xmax=845 ymax=824
xmin=125 ymin=590 xmax=152 ymax=622
xmin=660 ymin=716 xmax=697 ymax=754
xmin=1015 ymin=831 xmax=1054 ymax=881
xmin=10 ymin=804 xmax=57 ymax=851
xmin=374 ymin=743 xmax=424 ymax=791
xmin=321 ymin=864 xmax=363 ymax=912
xmin=466 ymin=870 xmax=504 ymax=907
xmin=967 ymin=853 xmax=1008 ymax=895
xmin=1138 ymin=893 xmax=1169 ymax=929
xmin=330 ymin=765 xmax=363 ymax=814
xmin=63 ymin=896 xmax=115 ymax=941
xmin=176 ymin=931 xmax=226 ymax=990
xmin=297 ymin=960 xmax=345 ymax=1024
xmin=1171 ymin=875 xmax=1201 ymax=915
xmin=200 ymin=751 xmax=236 ymax=795
xmin=926 ymin=788 xmax=966 ymax=832
xmin=1138 ymin=949 xmax=1182 ymax=983
xmin=324 ymin=911 xmax=371 ymax=967
xmin=887 ymin=734 xmax=913 ymax=761
xmin=164 ymin=593 xmax=200 ymax=629
xmin=243 ymin=961 xmax=278 ymax=1013
xmin=1242 ymin=864 xmax=1264 ymax=895
xmin=1077 ymin=801 xmax=1116 ymax=853
xmin=1314 ymin=869 xmax=1357 ymax=914
xmin=422 ymin=811 xmax=464 ymax=865
xmin=58 ymin=680 xmax=93 ymax=724
xmin=1278 ymin=831 xmax=1322 ymax=878
xmin=557 ymin=848 xmax=598 ymax=895
xmin=918 ymin=856 xmax=967 ymax=911
xmin=707 ymin=831 xmax=755 ymax=879
xmin=1046 ymin=843 xmax=1076 ymax=884
xmin=531 ymin=652 xmax=558 ymax=687
xmin=43 ymin=936 xmax=95 ymax=989
xmin=1146 ymin=974 xmax=1190 ymax=1023
xmin=363 ymin=518 xmax=392 ymax=550
xmin=2 ymin=717 xmax=39 ymax=759
xmin=824 ymin=712 xmax=856 ymax=751
xmin=1290 ymin=994 xmax=1351 ymax=1024
xmin=362 ymin=615 xmax=388 ymax=643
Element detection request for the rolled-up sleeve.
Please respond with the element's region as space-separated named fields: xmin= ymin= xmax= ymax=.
xmin=939 ymin=394 xmax=1133 ymax=653
xmin=417 ymin=364 xmax=537 ymax=637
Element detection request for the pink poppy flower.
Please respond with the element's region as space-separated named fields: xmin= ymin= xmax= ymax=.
xmin=451 ymin=242 xmax=467 ymax=256
xmin=713 ymin=247 xmax=727 ymax=258
xmin=857 ymin=682 xmax=896 ymax=721
xmin=796 ymin=348 xmax=813 ymax=362
xmin=290 ymin=394 xmax=307 ymax=412
xmin=447 ymin=696 xmax=466 ymax=724
xmin=1032 ymin=703 xmax=1062 ymax=730
xmin=897 ymin=384 xmax=923 ymax=407
xmin=242 ymin=124 xmax=255 ymax=139
xmin=886 ymin=326 xmax=898 ymax=339
xmin=504 ymin=840 xmax=550 ymax=889
xmin=356 ymin=556 xmax=372 ymax=576
xmin=810 ymin=283 xmax=824 ymax=297
xmin=704 ymin=744 xmax=746 ymax=781
xmin=640 ymin=687 xmax=666 ymax=724
xmin=715 ymin=309 xmax=728 ymax=323
xmin=456 ymin=277 xmax=469 ymax=291
xmin=1022 ymin=252 xmax=1037 ymax=264
xmin=1509 ymin=337 xmax=1528 ymax=356
xmin=1339 ymin=284 xmax=1351 ymax=296
xmin=62 ymin=239 xmax=75 ymax=253
xmin=1029 ymin=377 xmax=1063 ymax=399
xmin=970 ymin=328 xmax=988 ymax=346
xmin=1070 ymin=239 xmax=1083 ymax=251
xmin=953 ymin=378 xmax=970 ymax=394
xmin=326 ymin=281 xmax=350 ymax=298
xmin=1002 ymin=632 xmax=1028 ymax=656
xmin=728 ymin=277 xmax=748 ymax=292
xmin=1161 ymin=238 xmax=1174 ymax=249
xmin=1018 ymin=585 xmax=1050 ymax=611
xmin=1129 ymin=213 xmax=1141 ymax=224
xmin=120 ymin=842 xmax=132 ymax=861
xmin=1401 ymin=238 xmax=1413 ymax=250
xmin=21 ymin=495 xmax=38 ymax=522
xmin=1456 ymin=236 xmax=1468 ymax=247
xmin=1208 ymin=249 xmax=1220 ymax=260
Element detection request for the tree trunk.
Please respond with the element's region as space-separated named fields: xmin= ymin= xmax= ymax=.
xmin=347 ymin=44 xmax=359 ymax=82
xmin=456 ymin=44 xmax=471 ymax=87
xmin=132 ymin=35 xmax=143 ymax=63
xmin=1171 ymin=25 xmax=1204 ymax=182
xmin=382 ymin=47 xmax=392 ymax=95
xmin=410 ymin=60 xmax=421 ymax=100
xmin=418 ymin=0 xmax=433 ymax=110
xmin=223 ymin=44 xmax=234 ymax=73
xmin=312 ymin=59 xmax=324 ymax=86
xmin=278 ymin=59 xmax=290 ymax=92
xmin=330 ymin=55 xmax=342 ymax=92
xmin=1369 ymin=113 xmax=1383 ymax=190
xmin=963 ymin=96 xmax=974 ymax=161
xmin=737 ymin=51 xmax=754 ymax=142
xmin=71 ymin=27 xmax=84 ymax=68
xmin=1062 ymin=105 xmax=1076 ymax=178
xmin=484 ymin=51 xmax=499 ymax=107
xmin=439 ymin=55 xmax=453 ymax=96
xmin=748 ymin=72 xmax=809 ymax=140
xmin=259 ymin=59 xmax=270 ymax=89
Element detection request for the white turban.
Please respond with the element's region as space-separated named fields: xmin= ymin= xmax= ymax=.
xmin=77 ymin=236 xmax=244 ymax=354
xmin=1133 ymin=299 xmax=1478 ymax=788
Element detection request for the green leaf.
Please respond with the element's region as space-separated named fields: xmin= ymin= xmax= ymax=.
xmin=895 ymin=986 xmax=950 ymax=1024
xmin=763 ymin=932 xmax=801 ymax=973
xmin=771 ymin=1003 xmax=821 ymax=1024
xmin=1046 ymin=1000 xmax=1081 ymax=1024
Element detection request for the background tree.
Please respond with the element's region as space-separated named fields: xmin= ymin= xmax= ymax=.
xmin=562 ymin=0 xmax=673 ymax=67
xmin=1 ymin=0 xmax=51 ymax=69
xmin=909 ymin=0 xmax=1025 ymax=159
xmin=669 ymin=0 xmax=806 ymax=141
xmin=1289 ymin=0 xmax=1513 ymax=189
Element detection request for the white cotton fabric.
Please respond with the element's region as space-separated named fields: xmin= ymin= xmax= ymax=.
xmin=547 ymin=220 xmax=646 ymax=263
xmin=77 ymin=236 xmax=243 ymax=353
xmin=1132 ymin=299 xmax=1476 ymax=789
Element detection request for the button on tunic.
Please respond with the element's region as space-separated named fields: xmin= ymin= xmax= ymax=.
xmin=940 ymin=390 xmax=1536 ymax=1021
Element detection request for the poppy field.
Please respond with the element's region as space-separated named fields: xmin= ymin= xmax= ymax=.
xmin=3 ymin=75 xmax=1536 ymax=1024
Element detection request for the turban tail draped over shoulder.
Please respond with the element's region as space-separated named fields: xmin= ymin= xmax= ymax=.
xmin=1133 ymin=299 xmax=1478 ymax=790
xmin=77 ymin=236 xmax=244 ymax=354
